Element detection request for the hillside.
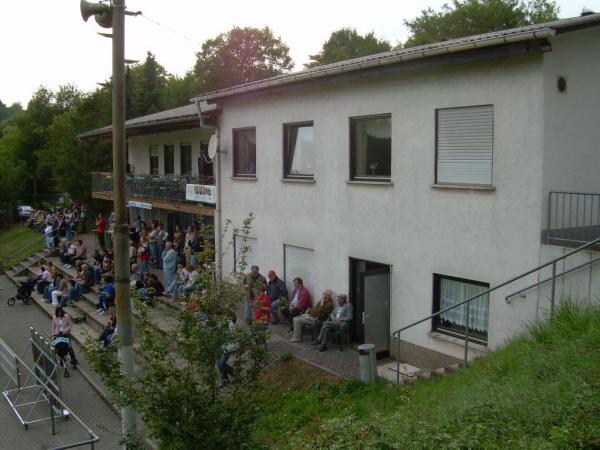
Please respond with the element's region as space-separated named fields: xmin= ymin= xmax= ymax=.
xmin=253 ymin=301 xmax=600 ymax=449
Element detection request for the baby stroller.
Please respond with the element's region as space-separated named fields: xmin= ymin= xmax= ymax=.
xmin=7 ymin=278 xmax=36 ymax=306
xmin=52 ymin=334 xmax=72 ymax=378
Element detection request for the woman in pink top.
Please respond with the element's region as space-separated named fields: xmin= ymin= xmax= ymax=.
xmin=51 ymin=307 xmax=78 ymax=367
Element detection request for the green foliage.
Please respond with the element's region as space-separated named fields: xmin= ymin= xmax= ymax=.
xmin=0 ymin=100 xmax=22 ymax=134
xmin=404 ymin=0 xmax=560 ymax=47
xmin=126 ymin=52 xmax=169 ymax=119
xmin=86 ymin=215 xmax=271 ymax=449
xmin=305 ymin=28 xmax=392 ymax=68
xmin=253 ymin=299 xmax=600 ymax=449
xmin=0 ymin=225 xmax=44 ymax=268
xmin=194 ymin=26 xmax=293 ymax=92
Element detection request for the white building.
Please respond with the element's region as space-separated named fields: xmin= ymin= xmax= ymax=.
xmin=81 ymin=104 xmax=216 ymax=236
xmin=191 ymin=14 xmax=600 ymax=365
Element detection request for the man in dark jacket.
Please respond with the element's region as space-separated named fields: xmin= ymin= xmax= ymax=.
xmin=267 ymin=270 xmax=288 ymax=324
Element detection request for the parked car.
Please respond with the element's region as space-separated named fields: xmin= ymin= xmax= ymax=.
xmin=16 ymin=205 xmax=32 ymax=218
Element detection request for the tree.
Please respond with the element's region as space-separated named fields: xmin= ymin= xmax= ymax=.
xmin=305 ymin=28 xmax=392 ymax=68
xmin=404 ymin=0 xmax=560 ymax=47
xmin=86 ymin=214 xmax=270 ymax=449
xmin=193 ymin=26 xmax=293 ymax=92
xmin=0 ymin=100 xmax=22 ymax=134
xmin=127 ymin=52 xmax=169 ymax=119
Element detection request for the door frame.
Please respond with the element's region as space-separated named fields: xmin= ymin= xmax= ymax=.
xmin=349 ymin=257 xmax=392 ymax=358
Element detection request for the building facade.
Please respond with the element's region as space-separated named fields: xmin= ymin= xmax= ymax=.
xmin=194 ymin=15 xmax=600 ymax=363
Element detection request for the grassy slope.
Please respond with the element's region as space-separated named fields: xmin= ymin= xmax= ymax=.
xmin=253 ymin=302 xmax=600 ymax=449
xmin=0 ymin=225 xmax=44 ymax=270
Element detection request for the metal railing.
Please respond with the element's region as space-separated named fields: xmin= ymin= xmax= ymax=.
xmin=1 ymin=335 xmax=99 ymax=449
xmin=92 ymin=172 xmax=215 ymax=203
xmin=546 ymin=191 xmax=600 ymax=244
xmin=392 ymin=235 xmax=600 ymax=385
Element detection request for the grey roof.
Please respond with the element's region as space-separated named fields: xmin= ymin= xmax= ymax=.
xmin=192 ymin=13 xmax=600 ymax=103
xmin=77 ymin=103 xmax=199 ymax=139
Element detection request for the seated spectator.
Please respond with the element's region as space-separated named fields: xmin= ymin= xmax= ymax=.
xmin=62 ymin=241 xmax=77 ymax=267
xmin=140 ymin=273 xmax=165 ymax=305
xmin=96 ymin=275 xmax=116 ymax=314
xmin=65 ymin=240 xmax=86 ymax=267
xmin=98 ymin=306 xmax=117 ymax=347
xmin=37 ymin=265 xmax=53 ymax=294
xmin=290 ymin=289 xmax=334 ymax=342
xmin=282 ymin=278 xmax=311 ymax=332
xmin=173 ymin=264 xmax=200 ymax=301
xmin=44 ymin=272 xmax=62 ymax=303
xmin=165 ymin=265 xmax=191 ymax=298
xmin=73 ymin=264 xmax=93 ymax=301
xmin=267 ymin=270 xmax=288 ymax=324
xmin=52 ymin=278 xmax=69 ymax=307
xmin=130 ymin=263 xmax=144 ymax=289
xmin=252 ymin=284 xmax=272 ymax=324
xmin=314 ymin=294 xmax=353 ymax=352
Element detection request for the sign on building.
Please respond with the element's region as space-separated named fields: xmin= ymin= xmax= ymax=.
xmin=186 ymin=184 xmax=216 ymax=204
xmin=127 ymin=200 xmax=152 ymax=209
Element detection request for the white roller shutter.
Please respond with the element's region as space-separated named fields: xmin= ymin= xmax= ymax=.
xmin=436 ymin=105 xmax=494 ymax=185
xmin=234 ymin=235 xmax=258 ymax=272
xmin=284 ymin=244 xmax=314 ymax=296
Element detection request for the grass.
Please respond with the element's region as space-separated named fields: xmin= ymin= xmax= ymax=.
xmin=0 ymin=224 xmax=44 ymax=271
xmin=252 ymin=300 xmax=600 ymax=449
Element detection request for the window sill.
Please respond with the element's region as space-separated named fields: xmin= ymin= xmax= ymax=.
xmin=431 ymin=183 xmax=495 ymax=191
xmin=428 ymin=331 xmax=489 ymax=352
xmin=231 ymin=176 xmax=257 ymax=181
xmin=281 ymin=177 xmax=315 ymax=184
xmin=346 ymin=179 xmax=394 ymax=186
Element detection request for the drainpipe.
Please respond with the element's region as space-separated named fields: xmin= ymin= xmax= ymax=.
xmin=194 ymin=102 xmax=222 ymax=279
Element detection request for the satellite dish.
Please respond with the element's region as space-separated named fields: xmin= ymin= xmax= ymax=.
xmin=208 ymin=134 xmax=219 ymax=160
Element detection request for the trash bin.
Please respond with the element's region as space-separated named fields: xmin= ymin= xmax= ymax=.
xmin=358 ymin=343 xmax=377 ymax=383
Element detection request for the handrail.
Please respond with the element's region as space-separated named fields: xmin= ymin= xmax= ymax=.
xmin=392 ymin=235 xmax=600 ymax=384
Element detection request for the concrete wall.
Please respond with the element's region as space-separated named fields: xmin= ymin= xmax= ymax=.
xmin=215 ymin=52 xmax=548 ymax=359
xmin=127 ymin=128 xmax=213 ymax=176
xmin=542 ymin=27 xmax=600 ymax=228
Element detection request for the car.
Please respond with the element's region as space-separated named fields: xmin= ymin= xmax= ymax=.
xmin=16 ymin=205 xmax=32 ymax=218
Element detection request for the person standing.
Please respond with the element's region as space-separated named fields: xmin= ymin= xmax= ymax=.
xmin=283 ymin=278 xmax=311 ymax=331
xmin=96 ymin=213 xmax=106 ymax=249
xmin=148 ymin=222 xmax=159 ymax=267
xmin=243 ymin=265 xmax=266 ymax=323
xmin=138 ymin=237 xmax=150 ymax=273
xmin=51 ymin=307 xmax=78 ymax=367
xmin=162 ymin=241 xmax=178 ymax=289
xmin=156 ymin=223 xmax=168 ymax=269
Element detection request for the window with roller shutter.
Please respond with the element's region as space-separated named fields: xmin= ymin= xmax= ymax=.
xmin=284 ymin=244 xmax=314 ymax=297
xmin=435 ymin=105 xmax=494 ymax=186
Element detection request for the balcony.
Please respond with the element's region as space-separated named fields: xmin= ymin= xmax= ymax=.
xmin=91 ymin=172 xmax=216 ymax=212
xmin=543 ymin=191 xmax=600 ymax=246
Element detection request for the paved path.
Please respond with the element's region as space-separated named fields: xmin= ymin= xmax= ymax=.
xmin=0 ymin=275 xmax=122 ymax=450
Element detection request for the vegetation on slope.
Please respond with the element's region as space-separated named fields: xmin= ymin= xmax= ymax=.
xmin=0 ymin=225 xmax=44 ymax=270
xmin=253 ymin=301 xmax=600 ymax=449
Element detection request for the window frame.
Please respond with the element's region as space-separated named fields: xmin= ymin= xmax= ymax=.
xmin=164 ymin=144 xmax=175 ymax=175
xmin=349 ymin=113 xmax=392 ymax=182
xmin=232 ymin=127 xmax=257 ymax=178
xmin=149 ymin=145 xmax=159 ymax=176
xmin=180 ymin=142 xmax=192 ymax=175
xmin=432 ymin=273 xmax=489 ymax=344
xmin=434 ymin=104 xmax=494 ymax=187
xmin=283 ymin=121 xmax=315 ymax=180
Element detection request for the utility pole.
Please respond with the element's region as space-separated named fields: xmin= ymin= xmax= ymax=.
xmin=111 ymin=0 xmax=137 ymax=441
xmin=80 ymin=0 xmax=137 ymax=443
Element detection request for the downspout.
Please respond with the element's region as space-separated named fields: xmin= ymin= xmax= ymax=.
xmin=194 ymin=101 xmax=222 ymax=279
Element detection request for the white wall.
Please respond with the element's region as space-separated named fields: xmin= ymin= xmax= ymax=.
xmin=216 ymin=52 xmax=547 ymax=358
xmin=127 ymin=128 xmax=213 ymax=176
xmin=542 ymin=27 xmax=600 ymax=227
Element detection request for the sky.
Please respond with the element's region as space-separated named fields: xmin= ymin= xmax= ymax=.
xmin=0 ymin=0 xmax=598 ymax=107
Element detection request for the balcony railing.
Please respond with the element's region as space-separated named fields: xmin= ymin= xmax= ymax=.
xmin=545 ymin=191 xmax=600 ymax=244
xmin=92 ymin=172 xmax=215 ymax=204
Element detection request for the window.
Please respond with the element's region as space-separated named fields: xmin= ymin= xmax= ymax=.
xmin=234 ymin=235 xmax=257 ymax=272
xmin=284 ymin=244 xmax=314 ymax=295
xmin=198 ymin=142 xmax=213 ymax=178
xmin=149 ymin=145 xmax=159 ymax=175
xmin=180 ymin=143 xmax=192 ymax=175
xmin=350 ymin=114 xmax=391 ymax=180
xmin=164 ymin=144 xmax=174 ymax=175
xmin=233 ymin=128 xmax=256 ymax=177
xmin=432 ymin=274 xmax=489 ymax=343
xmin=284 ymin=122 xmax=314 ymax=178
xmin=436 ymin=105 xmax=494 ymax=186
